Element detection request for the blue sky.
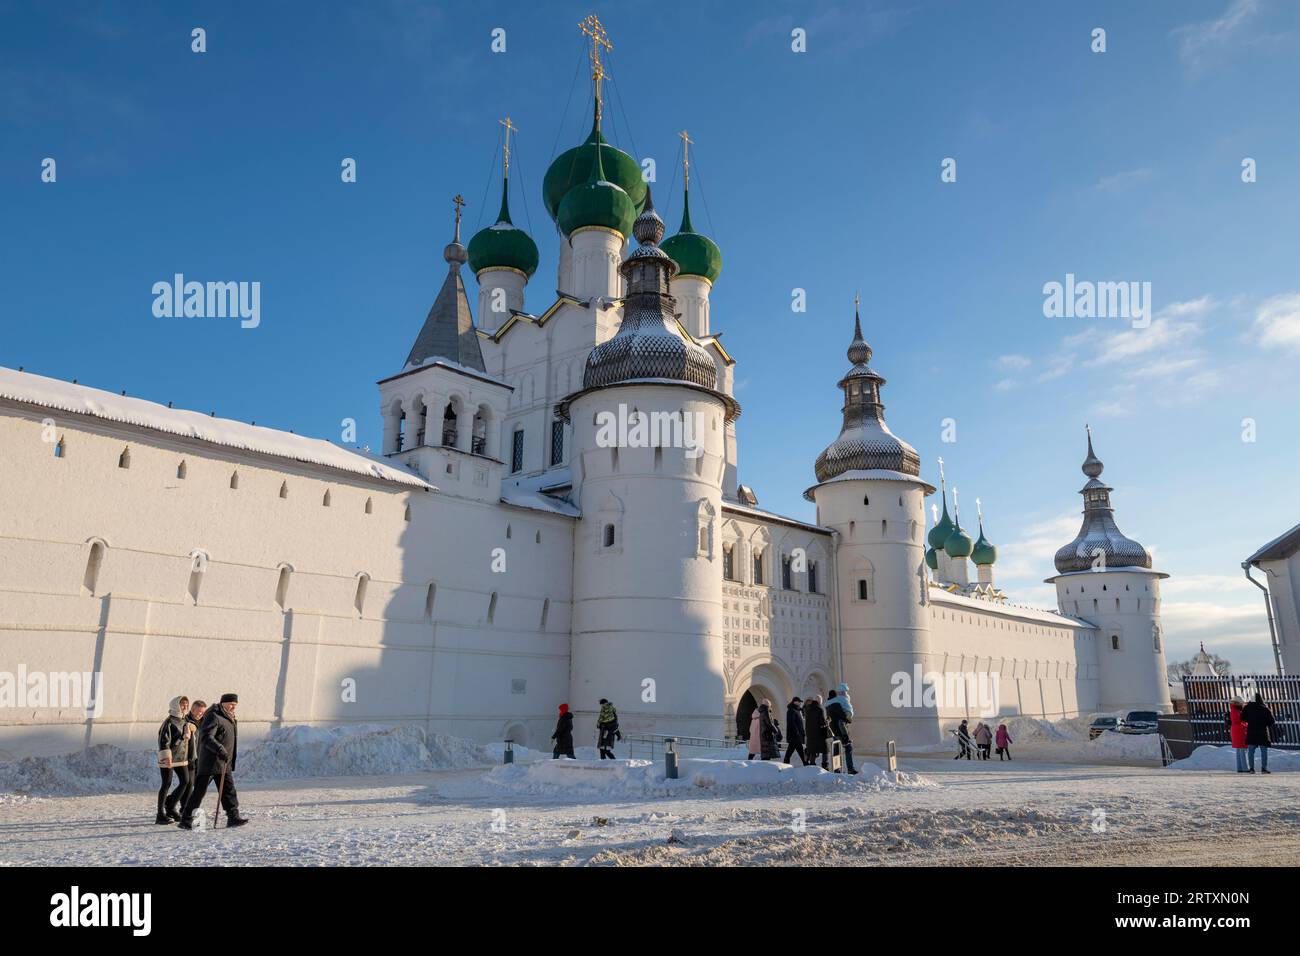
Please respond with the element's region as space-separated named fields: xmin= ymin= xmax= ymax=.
xmin=3 ymin=0 xmax=1298 ymax=671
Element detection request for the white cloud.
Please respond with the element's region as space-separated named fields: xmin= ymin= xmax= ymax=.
xmin=993 ymin=377 xmax=1017 ymax=392
xmin=994 ymin=512 xmax=1079 ymax=586
xmin=1172 ymin=0 xmax=1261 ymax=70
xmin=1086 ymin=315 xmax=1202 ymax=367
xmin=996 ymin=354 xmax=1032 ymax=371
xmin=1094 ymin=168 xmax=1153 ymax=193
xmin=1251 ymin=292 xmax=1300 ymax=352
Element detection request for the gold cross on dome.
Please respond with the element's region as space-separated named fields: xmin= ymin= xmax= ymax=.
xmin=499 ymin=116 xmax=517 ymax=176
xmin=580 ymin=14 xmax=612 ymax=92
xmin=679 ymin=129 xmax=693 ymax=187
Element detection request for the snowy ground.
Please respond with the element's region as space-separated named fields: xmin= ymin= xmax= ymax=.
xmin=2 ymin=723 xmax=1298 ymax=866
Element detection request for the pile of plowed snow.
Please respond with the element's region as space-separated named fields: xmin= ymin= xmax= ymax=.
xmin=0 ymin=724 xmax=493 ymax=796
xmin=483 ymin=757 xmax=933 ymax=798
xmin=1167 ymin=745 xmax=1300 ymax=773
xmin=993 ymin=714 xmax=1161 ymax=763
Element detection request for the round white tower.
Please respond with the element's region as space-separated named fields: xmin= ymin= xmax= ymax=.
xmin=560 ymin=188 xmax=738 ymax=742
xmin=1047 ymin=429 xmax=1171 ymax=714
xmin=806 ymin=304 xmax=938 ymax=748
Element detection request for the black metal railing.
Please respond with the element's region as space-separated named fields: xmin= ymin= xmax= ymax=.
xmin=471 ymin=435 xmax=486 ymax=455
xmin=1183 ymin=674 xmax=1300 ymax=750
xmin=441 ymin=428 xmax=457 ymax=447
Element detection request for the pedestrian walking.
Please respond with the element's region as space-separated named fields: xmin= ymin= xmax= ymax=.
xmin=179 ymin=693 xmax=247 ymax=829
xmin=995 ymin=722 xmax=1012 ymax=761
xmin=155 ymin=696 xmax=190 ymax=824
xmin=551 ymin=703 xmax=576 ymax=759
xmin=596 ymin=698 xmax=620 ymax=760
xmin=1241 ymin=693 xmax=1278 ymax=774
xmin=784 ymin=697 xmax=807 ymax=765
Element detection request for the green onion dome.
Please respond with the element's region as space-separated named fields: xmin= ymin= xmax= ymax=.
xmin=944 ymin=522 xmax=974 ymax=558
xmin=660 ymin=188 xmax=721 ymax=283
xmin=971 ymin=521 xmax=997 ymax=566
xmin=543 ymin=115 xmax=646 ymax=223
xmin=467 ymin=178 xmax=539 ymax=278
xmin=925 ymin=546 xmax=939 ymax=571
xmin=928 ymin=493 xmax=954 ymax=550
xmin=556 ymin=135 xmax=636 ymax=239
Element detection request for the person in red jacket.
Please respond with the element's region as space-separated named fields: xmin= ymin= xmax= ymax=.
xmin=1228 ymin=697 xmax=1248 ymax=773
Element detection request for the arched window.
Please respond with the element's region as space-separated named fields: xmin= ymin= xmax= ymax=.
xmin=275 ymin=565 xmax=292 ymax=609
xmin=699 ymin=526 xmax=709 ymax=552
xmin=535 ymin=530 xmax=541 ymax=544
xmin=603 ymin=523 xmax=616 ymax=548
xmin=863 ymin=495 xmax=869 ymax=507
xmin=279 ymin=481 xmax=288 ymax=499
xmin=229 ymin=471 xmax=239 ymax=490
xmin=118 ymin=447 xmax=131 ymax=469
xmin=442 ymin=401 xmax=458 ymax=448
xmin=187 ymin=551 xmax=208 ymax=605
xmin=511 ymin=429 xmax=525 ymax=473
xmin=723 ymin=544 xmax=735 ymax=581
xmin=487 ymin=591 xmax=498 ymax=624
xmin=808 ymin=561 xmax=819 ymax=594
xmin=424 ymin=583 xmax=437 ymax=621
xmin=177 ymin=461 xmax=187 ymax=479
xmin=404 ymin=503 xmax=412 ymax=522
xmin=364 ymin=497 xmax=373 ymax=515
xmin=354 ymin=574 xmax=370 ymax=617
xmin=82 ymin=539 xmax=106 ymax=596
xmin=782 ymin=553 xmax=793 ymax=590
xmin=540 ymin=598 xmax=550 ymax=630
xmin=855 ymin=563 xmax=875 ymax=603
xmin=322 ymin=489 xmax=331 ymax=507
xmin=54 ymin=437 xmax=66 ymax=458
xmin=752 ymin=549 xmax=765 ymax=585
xmin=1111 ymin=634 xmax=1120 ymax=651
xmin=506 ymin=524 xmax=512 ymax=540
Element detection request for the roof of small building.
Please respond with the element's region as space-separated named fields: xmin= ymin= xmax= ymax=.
xmin=1245 ymin=521 xmax=1300 ymax=565
xmin=0 ymin=366 xmax=432 ymax=489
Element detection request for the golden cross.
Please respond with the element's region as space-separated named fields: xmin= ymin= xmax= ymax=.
xmin=679 ymin=129 xmax=693 ymax=188
xmin=580 ymin=14 xmax=612 ymax=115
xmin=452 ymin=194 xmax=465 ymax=241
xmin=854 ymin=292 xmax=861 ymax=311
xmin=499 ymin=116 xmax=517 ymax=177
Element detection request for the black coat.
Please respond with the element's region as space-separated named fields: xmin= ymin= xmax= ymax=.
xmin=757 ymin=705 xmax=781 ymax=759
xmin=195 ymin=704 xmax=238 ymax=775
xmin=785 ymin=702 xmax=806 ymax=746
xmin=551 ymin=711 xmax=574 ymax=750
xmin=1241 ymin=701 xmax=1277 ymax=746
xmin=826 ymin=697 xmax=852 ymax=742
xmin=804 ymin=700 xmax=829 ymax=751
xmin=157 ymin=715 xmax=186 ymax=764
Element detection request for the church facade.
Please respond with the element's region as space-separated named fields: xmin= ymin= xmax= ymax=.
xmin=0 ymin=34 xmax=1172 ymax=758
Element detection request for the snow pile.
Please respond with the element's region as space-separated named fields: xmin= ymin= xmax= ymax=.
xmin=0 ymin=724 xmax=494 ymax=796
xmin=1167 ymin=745 xmax=1300 ymax=773
xmin=988 ymin=715 xmax=1162 ymax=764
xmin=483 ymin=757 xmax=933 ymax=799
xmin=238 ymin=724 xmax=491 ymax=780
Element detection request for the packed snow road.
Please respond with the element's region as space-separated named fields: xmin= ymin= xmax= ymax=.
xmin=3 ymin=756 xmax=1297 ymax=867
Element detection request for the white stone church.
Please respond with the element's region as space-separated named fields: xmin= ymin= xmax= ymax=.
xmin=0 ymin=37 xmax=1172 ymax=758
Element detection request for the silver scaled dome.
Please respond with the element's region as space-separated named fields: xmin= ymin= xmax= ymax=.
xmin=813 ymin=307 xmax=922 ymax=484
xmin=583 ymin=187 xmax=718 ymax=391
xmin=1053 ymin=429 xmax=1152 ymax=574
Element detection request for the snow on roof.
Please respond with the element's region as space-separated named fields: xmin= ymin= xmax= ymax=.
xmin=500 ymin=470 xmax=579 ymax=517
xmin=0 ymin=366 xmax=433 ymax=489
xmin=1245 ymin=521 xmax=1300 ymax=565
xmin=929 ymin=586 xmax=1092 ymax=630
xmin=721 ymin=500 xmax=831 ymax=536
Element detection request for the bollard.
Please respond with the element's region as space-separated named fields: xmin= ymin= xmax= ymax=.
xmin=664 ymin=737 xmax=679 ymax=779
xmin=503 ymin=739 xmax=514 ymax=765
xmin=886 ymin=739 xmax=897 ymax=773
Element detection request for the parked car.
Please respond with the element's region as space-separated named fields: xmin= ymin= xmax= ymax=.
xmin=1089 ymin=716 xmax=1119 ymax=739
xmin=1118 ymin=711 xmax=1160 ymax=734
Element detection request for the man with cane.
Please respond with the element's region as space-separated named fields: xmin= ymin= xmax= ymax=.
xmin=180 ymin=693 xmax=249 ymax=830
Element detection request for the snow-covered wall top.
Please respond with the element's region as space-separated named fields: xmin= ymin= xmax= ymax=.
xmin=0 ymin=366 xmax=432 ymax=489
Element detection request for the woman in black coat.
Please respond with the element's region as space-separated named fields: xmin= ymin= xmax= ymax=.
xmin=803 ymin=696 xmax=830 ymax=769
xmin=757 ymin=702 xmax=781 ymax=760
xmin=784 ymin=697 xmax=807 ymax=765
xmin=551 ymin=703 xmax=575 ymax=759
xmin=1240 ymin=694 xmax=1277 ymax=773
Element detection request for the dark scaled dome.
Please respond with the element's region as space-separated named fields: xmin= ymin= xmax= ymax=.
xmin=812 ymin=306 xmax=922 ymax=484
xmin=1053 ymin=429 xmax=1153 ymax=574
xmin=582 ymin=187 xmax=719 ymax=392
xmin=928 ymin=491 xmax=954 ymax=550
xmin=971 ymin=522 xmax=997 ymax=566
xmin=544 ymin=116 xmax=646 ymax=224
xmin=467 ymin=178 xmax=539 ymax=277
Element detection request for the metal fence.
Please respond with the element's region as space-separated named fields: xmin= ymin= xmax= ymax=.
xmin=623 ymin=733 xmax=742 ymax=760
xmin=1182 ymin=675 xmax=1300 ymax=750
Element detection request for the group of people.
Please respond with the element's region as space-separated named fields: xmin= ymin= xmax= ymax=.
xmin=1227 ymin=693 xmax=1280 ymax=773
xmin=550 ymin=698 xmax=622 ymax=759
xmin=747 ymin=683 xmax=859 ymax=775
xmin=155 ymin=692 xmax=247 ymax=829
xmin=955 ymin=719 xmax=1013 ymax=761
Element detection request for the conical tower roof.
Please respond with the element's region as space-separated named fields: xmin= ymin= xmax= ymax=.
xmin=405 ymin=198 xmax=486 ymax=372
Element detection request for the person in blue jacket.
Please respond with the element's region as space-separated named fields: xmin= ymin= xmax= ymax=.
xmin=825 ymin=683 xmax=858 ymax=775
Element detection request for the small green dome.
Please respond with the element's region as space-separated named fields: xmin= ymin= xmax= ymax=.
xmin=971 ymin=524 xmax=997 ymax=566
xmin=557 ymin=139 xmax=636 ymax=239
xmin=660 ymin=189 xmax=721 ymax=283
xmin=925 ymin=546 xmax=938 ymax=571
xmin=543 ymin=117 xmax=646 ymax=223
xmin=928 ymin=495 xmax=954 ymax=550
xmin=467 ymin=179 xmax=538 ymax=278
xmin=944 ymin=523 xmax=974 ymax=558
